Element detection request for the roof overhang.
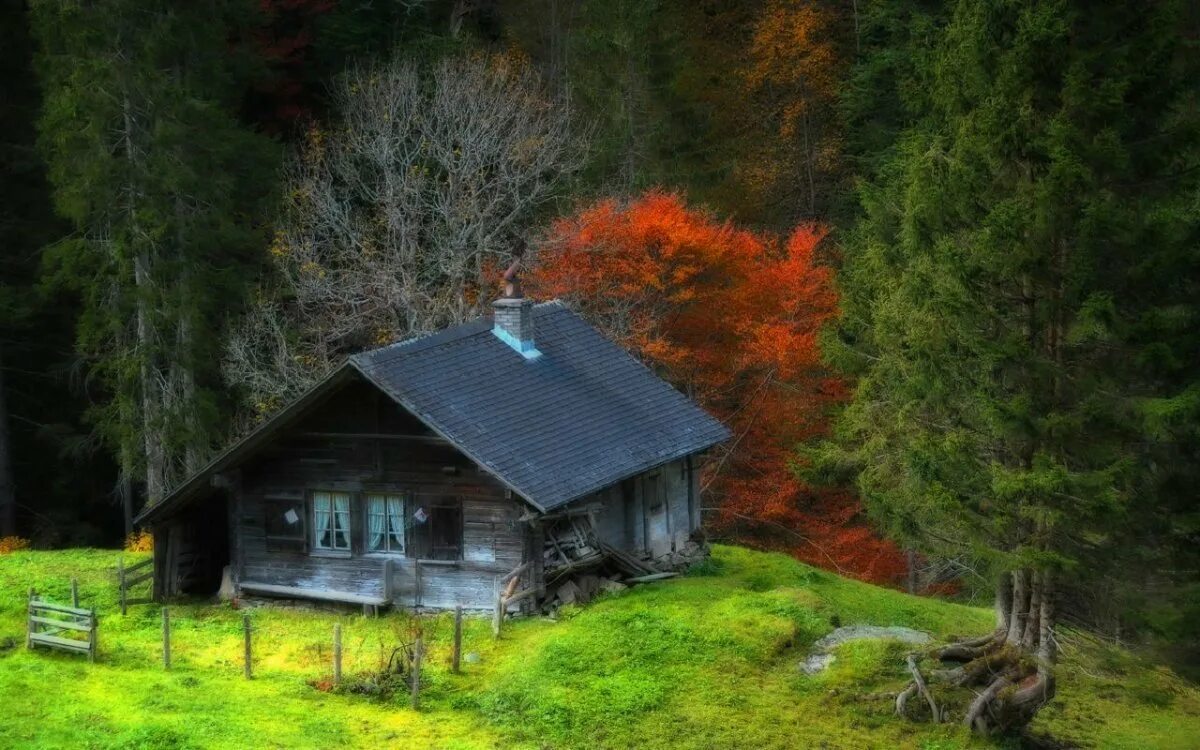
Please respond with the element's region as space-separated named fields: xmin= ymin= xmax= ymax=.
xmin=135 ymin=364 xmax=356 ymax=526
xmin=134 ymin=361 xmax=542 ymax=527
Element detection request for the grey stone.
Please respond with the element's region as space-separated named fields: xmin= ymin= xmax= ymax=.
xmin=799 ymin=625 xmax=932 ymax=675
xmin=812 ymin=625 xmax=932 ymax=652
xmin=800 ymin=653 xmax=835 ymax=675
xmin=464 ymin=652 xmax=482 ymax=664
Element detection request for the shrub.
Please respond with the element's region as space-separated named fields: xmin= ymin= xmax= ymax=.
xmin=0 ymin=536 xmax=31 ymax=555
xmin=124 ymin=530 xmax=154 ymax=552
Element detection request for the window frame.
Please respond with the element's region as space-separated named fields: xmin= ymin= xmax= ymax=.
xmin=407 ymin=496 xmax=464 ymax=561
xmin=264 ymin=496 xmax=308 ymax=554
xmin=364 ymin=492 xmax=409 ymax=557
xmin=310 ymin=490 xmax=353 ymax=557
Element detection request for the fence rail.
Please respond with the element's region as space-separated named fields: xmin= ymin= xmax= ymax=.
xmin=27 ymin=588 xmax=97 ymax=662
xmin=118 ymin=556 xmax=154 ymax=614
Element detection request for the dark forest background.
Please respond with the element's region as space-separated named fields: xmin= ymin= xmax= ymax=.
xmin=2 ymin=0 xmax=1197 ymax=684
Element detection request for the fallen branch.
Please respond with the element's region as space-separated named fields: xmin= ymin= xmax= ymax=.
xmin=907 ymin=654 xmax=941 ymax=723
xmin=894 ymin=682 xmax=918 ymax=717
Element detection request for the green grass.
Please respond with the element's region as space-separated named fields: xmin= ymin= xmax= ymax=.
xmin=0 ymin=545 xmax=1195 ymax=749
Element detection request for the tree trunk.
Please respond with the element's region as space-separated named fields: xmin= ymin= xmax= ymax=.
xmin=995 ymin=571 xmax=1012 ymax=633
xmin=903 ymin=568 xmax=1057 ymax=735
xmin=1022 ymin=570 xmax=1042 ymax=650
xmin=135 ymin=248 xmax=166 ymax=508
xmin=1006 ymin=568 xmax=1028 ymax=644
xmin=0 ymin=344 xmax=16 ymax=537
xmin=119 ymin=472 xmax=134 ymax=539
xmin=1038 ymin=570 xmax=1056 ymax=679
xmin=123 ymin=94 xmax=166 ymax=508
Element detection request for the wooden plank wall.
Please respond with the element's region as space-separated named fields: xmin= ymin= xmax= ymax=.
xmin=590 ymin=457 xmax=697 ymax=557
xmin=234 ymin=380 xmax=526 ymax=610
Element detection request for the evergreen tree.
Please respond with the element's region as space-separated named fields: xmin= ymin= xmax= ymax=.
xmin=30 ymin=0 xmax=279 ymax=525
xmin=823 ymin=0 xmax=1199 ymax=732
xmin=1 ymin=0 xmax=118 ymax=544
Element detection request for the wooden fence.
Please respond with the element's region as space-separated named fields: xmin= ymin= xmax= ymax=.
xmin=118 ymin=556 xmax=154 ymax=615
xmin=27 ymin=588 xmax=97 ymax=662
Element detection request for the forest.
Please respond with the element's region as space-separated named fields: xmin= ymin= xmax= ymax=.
xmin=1 ymin=0 xmax=1197 ymax=743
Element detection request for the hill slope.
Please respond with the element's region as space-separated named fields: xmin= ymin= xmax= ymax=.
xmin=0 ymin=546 xmax=1195 ymax=749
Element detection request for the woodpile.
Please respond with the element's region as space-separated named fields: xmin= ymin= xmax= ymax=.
xmin=538 ymin=514 xmax=693 ymax=609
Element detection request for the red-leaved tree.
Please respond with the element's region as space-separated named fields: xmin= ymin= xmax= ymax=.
xmin=532 ymin=191 xmax=906 ymax=583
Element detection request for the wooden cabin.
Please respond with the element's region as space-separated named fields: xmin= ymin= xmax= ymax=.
xmin=135 ymin=289 xmax=729 ymax=612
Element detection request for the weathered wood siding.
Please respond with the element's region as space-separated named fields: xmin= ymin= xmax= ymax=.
xmin=233 ymin=380 xmax=525 ymax=610
xmin=591 ymin=456 xmax=698 ymax=557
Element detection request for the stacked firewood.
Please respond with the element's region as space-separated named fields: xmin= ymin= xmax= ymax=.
xmin=540 ymin=515 xmax=682 ymax=608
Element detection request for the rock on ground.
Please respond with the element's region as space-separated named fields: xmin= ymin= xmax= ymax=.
xmin=800 ymin=625 xmax=933 ymax=675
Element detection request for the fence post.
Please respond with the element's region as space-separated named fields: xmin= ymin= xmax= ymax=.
xmin=333 ymin=623 xmax=342 ymax=685
xmin=414 ymin=560 xmax=422 ymax=609
xmin=26 ymin=588 xmax=34 ymax=649
xmin=118 ymin=557 xmax=127 ymax=616
xmin=162 ymin=607 xmax=171 ymax=670
xmin=71 ymin=578 xmax=79 ymax=608
xmin=88 ymin=607 xmax=96 ymax=663
xmin=492 ymin=577 xmax=504 ymax=638
xmin=452 ymin=605 xmax=463 ymax=674
xmin=243 ymin=614 xmax=252 ymax=679
xmin=410 ymin=635 xmax=422 ymax=710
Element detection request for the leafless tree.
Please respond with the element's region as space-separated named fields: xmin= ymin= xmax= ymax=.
xmin=226 ymin=53 xmax=582 ymax=416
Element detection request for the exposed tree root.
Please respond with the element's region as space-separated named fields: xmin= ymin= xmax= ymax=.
xmin=892 ymin=570 xmax=1057 ymax=736
xmin=894 ymin=682 xmax=919 ymax=717
xmin=906 ymin=654 xmax=941 ymax=722
xmin=895 ymin=632 xmax=1053 ymax=735
xmin=936 ymin=627 xmax=1006 ymax=663
xmin=964 ymin=666 xmax=1019 ymax=733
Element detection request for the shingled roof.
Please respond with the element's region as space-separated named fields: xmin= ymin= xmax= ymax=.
xmin=137 ymin=301 xmax=728 ymax=525
xmin=351 ymin=301 xmax=730 ymax=511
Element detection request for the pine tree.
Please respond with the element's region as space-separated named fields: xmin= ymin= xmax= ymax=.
xmin=823 ymin=0 xmax=1200 ymax=732
xmin=31 ymin=0 xmax=279 ymax=525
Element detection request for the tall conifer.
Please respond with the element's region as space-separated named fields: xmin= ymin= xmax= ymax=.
xmin=31 ymin=0 xmax=278 ymax=525
xmin=825 ymin=0 xmax=1199 ymax=731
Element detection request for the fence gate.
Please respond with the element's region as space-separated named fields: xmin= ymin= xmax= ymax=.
xmin=27 ymin=589 xmax=97 ymax=662
xmin=117 ymin=555 xmax=154 ymax=614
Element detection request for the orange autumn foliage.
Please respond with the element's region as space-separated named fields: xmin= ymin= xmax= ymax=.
xmin=532 ymin=191 xmax=906 ymax=584
xmin=739 ymin=0 xmax=845 ymax=221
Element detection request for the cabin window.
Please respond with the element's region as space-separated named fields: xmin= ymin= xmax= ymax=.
xmin=408 ymin=497 xmax=463 ymax=561
xmin=312 ymin=491 xmax=352 ymax=553
xmin=366 ymin=493 xmax=407 ymax=554
xmin=264 ymin=497 xmax=306 ymax=553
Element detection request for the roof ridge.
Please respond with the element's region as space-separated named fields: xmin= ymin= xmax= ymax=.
xmin=354 ymin=299 xmax=573 ymax=364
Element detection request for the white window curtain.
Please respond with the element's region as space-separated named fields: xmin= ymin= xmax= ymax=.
xmin=313 ymin=492 xmax=333 ymax=549
xmin=386 ymin=496 xmax=405 ymax=552
xmin=332 ymin=494 xmax=351 ymax=550
xmin=367 ymin=496 xmax=386 ymax=551
xmin=367 ymin=494 xmax=404 ymax=553
xmin=314 ymin=491 xmax=351 ymax=551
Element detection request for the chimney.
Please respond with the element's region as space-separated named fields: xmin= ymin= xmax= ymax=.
xmin=492 ymin=249 xmax=541 ymax=359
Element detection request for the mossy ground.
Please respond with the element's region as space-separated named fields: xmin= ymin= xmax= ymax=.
xmin=0 ymin=545 xmax=1195 ymax=749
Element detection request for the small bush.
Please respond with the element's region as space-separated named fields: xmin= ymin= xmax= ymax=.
xmin=0 ymin=536 xmax=30 ymax=555
xmin=124 ymin=530 xmax=154 ymax=552
xmin=685 ymin=555 xmax=725 ymax=577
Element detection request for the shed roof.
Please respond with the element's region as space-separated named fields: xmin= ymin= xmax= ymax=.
xmin=352 ymin=301 xmax=730 ymax=511
xmin=137 ymin=301 xmax=729 ymax=524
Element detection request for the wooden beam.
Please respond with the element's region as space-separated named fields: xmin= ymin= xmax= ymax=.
xmin=297 ymin=432 xmax=450 ymax=444
xmin=239 ymin=581 xmax=388 ymax=606
xmin=30 ymin=599 xmax=92 ymax=617
xmin=29 ymin=616 xmax=91 ymax=632
xmin=30 ymin=633 xmax=91 ymax=652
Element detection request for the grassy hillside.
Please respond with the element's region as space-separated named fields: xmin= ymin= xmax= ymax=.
xmin=0 ymin=546 xmax=1195 ymax=749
